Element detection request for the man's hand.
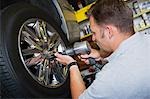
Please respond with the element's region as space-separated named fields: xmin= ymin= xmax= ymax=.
xmin=55 ymin=52 xmax=76 ymax=65
xmin=79 ymin=48 xmax=102 ymax=64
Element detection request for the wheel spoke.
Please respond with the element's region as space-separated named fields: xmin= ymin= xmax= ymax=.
xmin=25 ymin=55 xmax=43 ymax=67
xmin=51 ymin=33 xmax=59 ymax=44
xmin=53 ymin=39 xmax=61 ymax=49
xmin=37 ymin=63 xmax=44 ymax=81
xmin=48 ymin=33 xmax=56 ymax=43
xmin=48 ymin=39 xmax=60 ymax=51
xmin=34 ymin=20 xmax=47 ymax=42
xmin=24 ymin=25 xmax=39 ymax=41
xmin=49 ymin=60 xmax=66 ymax=84
xmin=34 ymin=20 xmax=41 ymax=38
xmin=44 ymin=66 xmax=50 ymax=85
xmin=53 ymin=64 xmax=65 ymax=82
xmin=22 ymin=48 xmax=41 ymax=56
xmin=41 ymin=21 xmax=48 ymax=42
xmin=22 ymin=31 xmax=43 ymax=51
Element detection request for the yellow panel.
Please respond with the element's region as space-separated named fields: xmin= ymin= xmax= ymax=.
xmin=75 ymin=2 xmax=95 ymax=23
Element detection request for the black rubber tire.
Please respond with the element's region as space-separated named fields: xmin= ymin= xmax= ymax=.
xmin=0 ymin=3 xmax=71 ymax=98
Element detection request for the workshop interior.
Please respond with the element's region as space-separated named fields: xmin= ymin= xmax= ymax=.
xmin=0 ymin=0 xmax=150 ymax=98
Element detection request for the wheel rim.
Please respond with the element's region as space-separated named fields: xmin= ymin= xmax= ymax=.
xmin=18 ymin=18 xmax=68 ymax=88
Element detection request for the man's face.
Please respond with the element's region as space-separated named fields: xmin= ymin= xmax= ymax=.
xmin=89 ymin=16 xmax=112 ymax=52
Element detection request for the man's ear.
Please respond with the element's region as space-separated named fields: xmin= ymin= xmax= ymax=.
xmin=105 ymin=26 xmax=113 ymax=39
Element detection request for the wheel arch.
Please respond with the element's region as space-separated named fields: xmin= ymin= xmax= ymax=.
xmin=1 ymin=0 xmax=80 ymax=45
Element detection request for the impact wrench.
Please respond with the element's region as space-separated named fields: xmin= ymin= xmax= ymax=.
xmin=48 ymin=41 xmax=105 ymax=70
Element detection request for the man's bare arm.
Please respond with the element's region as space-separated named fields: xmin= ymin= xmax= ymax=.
xmin=70 ymin=66 xmax=86 ymax=99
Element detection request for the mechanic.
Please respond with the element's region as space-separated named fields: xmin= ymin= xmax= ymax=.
xmin=55 ymin=0 xmax=150 ymax=99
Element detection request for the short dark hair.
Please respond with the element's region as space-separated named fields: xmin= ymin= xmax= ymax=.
xmin=88 ymin=0 xmax=134 ymax=34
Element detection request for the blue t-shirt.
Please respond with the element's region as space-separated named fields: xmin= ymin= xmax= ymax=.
xmin=79 ymin=32 xmax=150 ymax=99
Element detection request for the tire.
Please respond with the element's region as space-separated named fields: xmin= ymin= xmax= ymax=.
xmin=0 ymin=3 xmax=71 ymax=98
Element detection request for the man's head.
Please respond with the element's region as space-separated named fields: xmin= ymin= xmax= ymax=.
xmin=88 ymin=0 xmax=134 ymax=52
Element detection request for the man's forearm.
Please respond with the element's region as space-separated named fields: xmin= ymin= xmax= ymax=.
xmin=70 ymin=66 xmax=86 ymax=99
